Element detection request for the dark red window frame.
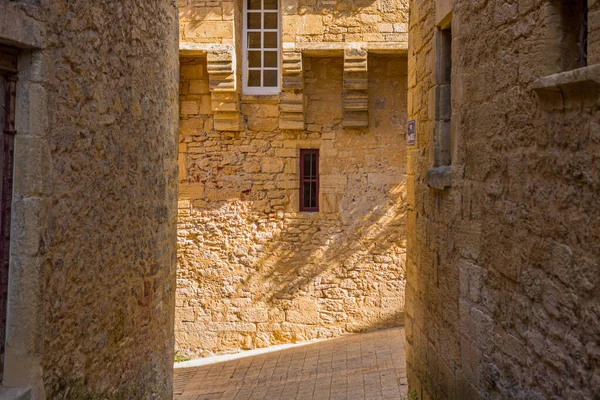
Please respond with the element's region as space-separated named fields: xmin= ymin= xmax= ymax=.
xmin=299 ymin=149 xmax=319 ymax=212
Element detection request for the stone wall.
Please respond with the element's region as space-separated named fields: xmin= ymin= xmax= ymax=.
xmin=1 ymin=1 xmax=179 ymax=398
xmin=178 ymin=0 xmax=409 ymax=46
xmin=406 ymin=0 xmax=600 ymax=399
xmin=177 ymin=54 xmax=408 ymax=357
xmin=281 ymin=0 xmax=408 ymax=44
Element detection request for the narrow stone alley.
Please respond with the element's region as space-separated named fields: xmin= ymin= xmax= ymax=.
xmin=173 ymin=328 xmax=407 ymax=400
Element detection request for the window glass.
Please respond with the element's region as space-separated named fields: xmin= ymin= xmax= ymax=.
xmin=248 ymin=32 xmax=261 ymax=48
xmin=248 ymin=13 xmax=261 ymax=29
xmin=309 ymin=182 xmax=317 ymax=207
xmin=248 ymin=51 xmax=262 ymax=68
xmin=264 ymin=70 xmax=278 ymax=87
xmin=264 ymin=0 xmax=277 ymax=9
xmin=243 ymin=0 xmax=280 ymax=93
xmin=264 ymin=32 xmax=277 ymax=48
xmin=264 ymin=51 xmax=277 ymax=68
xmin=303 ymin=154 xmax=311 ymax=178
xmin=300 ymin=150 xmax=319 ymax=211
xmin=264 ymin=13 xmax=278 ymax=29
xmin=248 ymin=0 xmax=261 ymax=10
xmin=248 ymin=70 xmax=261 ymax=87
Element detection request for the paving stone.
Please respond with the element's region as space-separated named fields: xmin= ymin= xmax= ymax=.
xmin=174 ymin=328 xmax=407 ymax=400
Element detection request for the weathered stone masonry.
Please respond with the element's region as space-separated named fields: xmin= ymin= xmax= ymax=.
xmin=406 ymin=0 xmax=600 ymax=399
xmin=1 ymin=1 xmax=179 ymax=398
xmin=176 ymin=0 xmax=411 ymax=358
xmin=177 ymin=54 xmax=409 ymax=357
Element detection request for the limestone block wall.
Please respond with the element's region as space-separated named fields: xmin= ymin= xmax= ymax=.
xmin=177 ymin=55 xmax=407 ymax=357
xmin=1 ymin=1 xmax=179 ymax=398
xmin=179 ymin=0 xmax=236 ymax=45
xmin=406 ymin=0 xmax=600 ymax=399
xmin=281 ymin=0 xmax=408 ymax=44
xmin=178 ymin=0 xmax=409 ymax=47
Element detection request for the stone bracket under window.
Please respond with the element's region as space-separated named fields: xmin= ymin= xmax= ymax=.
xmin=279 ymin=50 xmax=305 ymax=130
xmin=343 ymin=48 xmax=369 ymax=129
xmin=207 ymin=50 xmax=243 ymax=131
xmin=533 ymin=64 xmax=600 ymax=109
xmin=426 ymin=166 xmax=452 ymax=190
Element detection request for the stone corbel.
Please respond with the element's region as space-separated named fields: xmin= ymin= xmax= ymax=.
xmin=343 ymin=48 xmax=369 ymax=129
xmin=207 ymin=50 xmax=243 ymax=131
xmin=533 ymin=64 xmax=600 ymax=110
xmin=279 ymin=50 xmax=305 ymax=130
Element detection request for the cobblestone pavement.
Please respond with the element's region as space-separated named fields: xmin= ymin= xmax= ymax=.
xmin=174 ymin=327 xmax=407 ymax=400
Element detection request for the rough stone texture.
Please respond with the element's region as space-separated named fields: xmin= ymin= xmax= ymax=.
xmin=179 ymin=1 xmax=236 ymax=45
xmin=178 ymin=0 xmax=409 ymax=47
xmin=177 ymin=55 xmax=408 ymax=357
xmin=282 ymin=0 xmax=408 ymax=45
xmin=406 ymin=0 xmax=600 ymax=399
xmin=1 ymin=1 xmax=179 ymax=398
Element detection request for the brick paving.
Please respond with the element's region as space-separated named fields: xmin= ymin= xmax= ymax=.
xmin=173 ymin=327 xmax=407 ymax=400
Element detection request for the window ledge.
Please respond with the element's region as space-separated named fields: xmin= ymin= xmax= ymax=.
xmin=0 ymin=386 xmax=31 ymax=400
xmin=240 ymin=94 xmax=280 ymax=103
xmin=532 ymin=64 xmax=600 ymax=93
xmin=426 ymin=166 xmax=452 ymax=190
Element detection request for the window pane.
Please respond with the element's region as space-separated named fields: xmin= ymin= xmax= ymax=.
xmin=264 ymin=51 xmax=277 ymax=68
xmin=248 ymin=32 xmax=261 ymax=48
xmin=264 ymin=70 xmax=278 ymax=87
xmin=311 ymin=153 xmax=318 ymax=178
xmin=248 ymin=0 xmax=261 ymax=10
xmin=264 ymin=32 xmax=277 ymax=48
xmin=264 ymin=13 xmax=278 ymax=29
xmin=248 ymin=51 xmax=261 ymax=68
xmin=248 ymin=70 xmax=261 ymax=87
xmin=302 ymin=154 xmax=311 ymax=179
xmin=309 ymin=182 xmax=317 ymax=208
xmin=264 ymin=0 xmax=277 ymax=9
xmin=248 ymin=12 xmax=261 ymax=29
xmin=303 ymin=183 xmax=311 ymax=208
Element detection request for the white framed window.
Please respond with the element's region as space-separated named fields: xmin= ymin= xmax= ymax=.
xmin=242 ymin=0 xmax=280 ymax=94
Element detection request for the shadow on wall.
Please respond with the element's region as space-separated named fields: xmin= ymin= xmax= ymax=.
xmin=177 ymin=182 xmax=406 ymax=335
xmin=242 ymin=186 xmax=406 ymax=307
xmin=176 ymin=54 xmax=408 ymax=355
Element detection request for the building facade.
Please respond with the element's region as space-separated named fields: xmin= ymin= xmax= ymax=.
xmin=0 ymin=1 xmax=179 ymax=398
xmin=406 ymin=0 xmax=600 ymax=398
xmin=176 ymin=0 xmax=410 ymax=357
xmin=0 ymin=0 xmax=597 ymax=398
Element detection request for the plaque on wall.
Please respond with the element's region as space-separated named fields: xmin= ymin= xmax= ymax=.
xmin=407 ymin=120 xmax=416 ymax=146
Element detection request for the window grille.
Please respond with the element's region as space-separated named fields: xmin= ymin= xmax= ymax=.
xmin=299 ymin=150 xmax=319 ymax=212
xmin=577 ymin=0 xmax=588 ymax=67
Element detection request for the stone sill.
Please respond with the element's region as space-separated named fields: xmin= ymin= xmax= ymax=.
xmin=179 ymin=42 xmax=233 ymax=56
xmin=283 ymin=41 xmax=408 ymax=56
xmin=0 ymin=386 xmax=31 ymax=400
xmin=426 ymin=166 xmax=452 ymax=190
xmin=240 ymin=94 xmax=280 ymax=104
xmin=532 ymin=64 xmax=600 ymax=94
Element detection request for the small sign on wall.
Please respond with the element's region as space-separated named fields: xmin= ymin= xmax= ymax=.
xmin=407 ymin=120 xmax=417 ymax=146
